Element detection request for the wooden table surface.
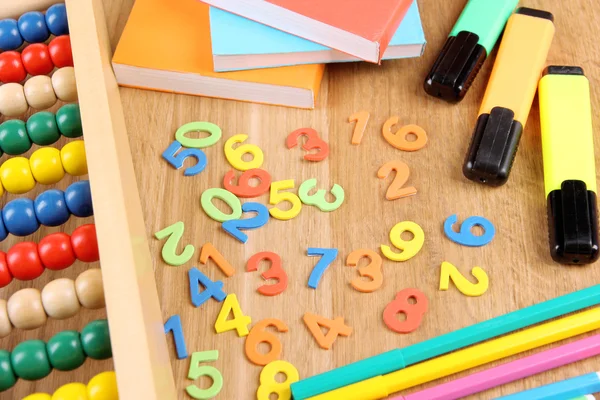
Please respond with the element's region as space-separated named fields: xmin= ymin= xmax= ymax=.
xmin=3 ymin=0 xmax=600 ymax=399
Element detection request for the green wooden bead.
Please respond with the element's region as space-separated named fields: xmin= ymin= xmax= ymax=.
xmin=47 ymin=331 xmax=86 ymax=371
xmin=11 ymin=340 xmax=52 ymax=381
xmin=0 ymin=350 xmax=16 ymax=391
xmin=81 ymin=319 xmax=112 ymax=360
xmin=27 ymin=111 xmax=61 ymax=146
xmin=56 ymin=104 xmax=83 ymax=138
xmin=0 ymin=120 xmax=32 ymax=155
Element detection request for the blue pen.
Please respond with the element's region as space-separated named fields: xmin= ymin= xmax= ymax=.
xmin=496 ymin=372 xmax=600 ymax=400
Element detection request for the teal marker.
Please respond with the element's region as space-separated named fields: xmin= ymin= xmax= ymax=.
xmin=424 ymin=0 xmax=519 ymax=102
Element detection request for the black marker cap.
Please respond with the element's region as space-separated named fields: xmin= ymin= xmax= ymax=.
xmin=463 ymin=107 xmax=523 ymax=186
xmin=547 ymin=180 xmax=599 ymax=264
xmin=424 ymin=31 xmax=487 ymax=103
xmin=515 ymin=7 xmax=554 ymax=22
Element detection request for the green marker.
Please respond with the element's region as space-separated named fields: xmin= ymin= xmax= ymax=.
xmin=424 ymin=0 xmax=519 ymax=102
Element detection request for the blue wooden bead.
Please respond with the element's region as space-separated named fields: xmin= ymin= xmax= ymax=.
xmin=65 ymin=181 xmax=93 ymax=218
xmin=35 ymin=189 xmax=70 ymax=227
xmin=0 ymin=215 xmax=7 ymax=242
xmin=3 ymin=198 xmax=39 ymax=237
xmin=0 ymin=19 xmax=24 ymax=51
xmin=45 ymin=4 xmax=69 ymax=36
xmin=17 ymin=12 xmax=50 ymax=44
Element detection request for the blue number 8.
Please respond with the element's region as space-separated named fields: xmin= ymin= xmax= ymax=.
xmin=443 ymin=214 xmax=495 ymax=247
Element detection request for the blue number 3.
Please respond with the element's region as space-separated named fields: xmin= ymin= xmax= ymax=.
xmin=162 ymin=140 xmax=208 ymax=176
xmin=443 ymin=214 xmax=495 ymax=247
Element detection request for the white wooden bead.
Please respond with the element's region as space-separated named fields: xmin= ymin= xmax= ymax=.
xmin=0 ymin=83 xmax=28 ymax=117
xmin=42 ymin=278 xmax=81 ymax=319
xmin=7 ymin=288 xmax=47 ymax=330
xmin=52 ymin=67 xmax=78 ymax=102
xmin=24 ymin=75 xmax=57 ymax=110
xmin=75 ymin=268 xmax=105 ymax=309
xmin=0 ymin=299 xmax=12 ymax=338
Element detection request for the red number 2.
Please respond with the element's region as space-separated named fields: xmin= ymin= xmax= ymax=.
xmin=286 ymin=128 xmax=329 ymax=162
xmin=246 ymin=252 xmax=288 ymax=296
xmin=383 ymin=288 xmax=428 ymax=333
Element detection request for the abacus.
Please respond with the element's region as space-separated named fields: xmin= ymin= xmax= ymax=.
xmin=0 ymin=1 xmax=176 ymax=399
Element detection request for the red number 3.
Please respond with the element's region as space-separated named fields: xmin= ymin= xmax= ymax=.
xmin=383 ymin=288 xmax=428 ymax=333
xmin=286 ymin=128 xmax=329 ymax=162
xmin=246 ymin=252 xmax=288 ymax=296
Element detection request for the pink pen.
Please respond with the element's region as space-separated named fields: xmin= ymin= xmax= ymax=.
xmin=391 ymin=333 xmax=600 ymax=400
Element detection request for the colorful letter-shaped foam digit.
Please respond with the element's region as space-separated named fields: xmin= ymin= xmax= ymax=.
xmin=256 ymin=360 xmax=299 ymax=400
xmin=199 ymin=242 xmax=235 ymax=277
xmin=443 ymin=214 xmax=496 ymax=247
xmin=186 ymin=350 xmax=223 ymax=400
xmin=154 ymin=221 xmax=195 ymax=266
xmin=377 ymin=160 xmax=417 ymax=200
xmin=164 ymin=314 xmax=188 ymax=359
xmin=224 ymin=134 xmax=264 ymax=171
xmin=222 ymin=168 xmax=271 ymax=198
xmin=383 ymin=288 xmax=428 ymax=333
xmin=381 ymin=221 xmax=424 ymax=262
xmin=298 ymin=179 xmax=345 ymax=212
xmin=222 ymin=202 xmax=269 ymax=243
xmin=200 ymin=188 xmax=242 ymax=222
xmin=245 ymin=318 xmax=289 ymax=366
xmin=382 ymin=116 xmax=428 ymax=151
xmin=188 ymin=267 xmax=226 ymax=307
xmin=269 ymin=180 xmax=302 ymax=220
xmin=439 ymin=262 xmax=489 ymax=297
xmin=175 ymin=121 xmax=222 ymax=149
xmin=346 ymin=249 xmax=383 ymax=293
xmin=214 ymin=294 xmax=252 ymax=337
xmin=246 ymin=252 xmax=288 ymax=296
xmin=162 ymin=141 xmax=207 ymax=176
xmin=349 ymin=111 xmax=370 ymax=145
xmin=286 ymin=128 xmax=330 ymax=162
xmin=307 ymin=247 xmax=338 ymax=289
xmin=303 ymin=312 xmax=352 ymax=350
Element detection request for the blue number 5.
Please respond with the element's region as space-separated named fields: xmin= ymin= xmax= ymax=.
xmin=162 ymin=140 xmax=207 ymax=176
xmin=443 ymin=214 xmax=495 ymax=247
xmin=307 ymin=248 xmax=338 ymax=289
xmin=222 ymin=202 xmax=269 ymax=243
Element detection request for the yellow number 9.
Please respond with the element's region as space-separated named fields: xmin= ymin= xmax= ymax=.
xmin=381 ymin=221 xmax=424 ymax=261
xmin=224 ymin=134 xmax=264 ymax=171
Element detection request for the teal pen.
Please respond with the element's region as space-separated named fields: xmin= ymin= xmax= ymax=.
xmin=290 ymin=284 xmax=600 ymax=400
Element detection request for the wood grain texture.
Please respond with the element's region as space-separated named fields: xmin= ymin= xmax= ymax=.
xmin=3 ymin=0 xmax=600 ymax=399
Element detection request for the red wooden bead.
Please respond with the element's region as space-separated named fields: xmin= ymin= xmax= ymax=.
xmin=71 ymin=224 xmax=99 ymax=262
xmin=0 ymin=51 xmax=26 ymax=83
xmin=7 ymin=242 xmax=45 ymax=281
xmin=0 ymin=252 xmax=13 ymax=288
xmin=21 ymin=43 xmax=54 ymax=76
xmin=39 ymin=232 xmax=76 ymax=271
xmin=48 ymin=35 xmax=73 ymax=68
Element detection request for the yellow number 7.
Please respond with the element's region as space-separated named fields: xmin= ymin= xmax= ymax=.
xmin=269 ymin=180 xmax=302 ymax=220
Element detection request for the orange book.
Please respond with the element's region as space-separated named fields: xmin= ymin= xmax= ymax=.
xmin=112 ymin=0 xmax=325 ymax=109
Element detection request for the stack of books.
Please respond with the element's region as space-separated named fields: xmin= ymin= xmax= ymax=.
xmin=112 ymin=0 xmax=426 ymax=109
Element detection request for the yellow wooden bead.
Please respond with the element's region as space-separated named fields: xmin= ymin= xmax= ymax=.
xmin=0 ymin=299 xmax=12 ymax=338
xmin=23 ymin=394 xmax=52 ymax=400
xmin=52 ymin=67 xmax=78 ymax=102
xmin=87 ymin=371 xmax=119 ymax=400
xmin=61 ymin=140 xmax=88 ymax=176
xmin=30 ymin=147 xmax=65 ymax=185
xmin=7 ymin=288 xmax=47 ymax=330
xmin=52 ymin=383 xmax=88 ymax=400
xmin=0 ymin=83 xmax=28 ymax=117
xmin=24 ymin=75 xmax=57 ymax=110
xmin=0 ymin=157 xmax=35 ymax=194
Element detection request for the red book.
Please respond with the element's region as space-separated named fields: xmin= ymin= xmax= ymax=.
xmin=200 ymin=0 xmax=413 ymax=63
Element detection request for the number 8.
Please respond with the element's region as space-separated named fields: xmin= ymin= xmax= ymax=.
xmin=256 ymin=360 xmax=299 ymax=400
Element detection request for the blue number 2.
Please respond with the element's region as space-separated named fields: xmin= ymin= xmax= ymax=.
xmin=307 ymin=247 xmax=338 ymax=289
xmin=222 ymin=202 xmax=269 ymax=243
xmin=162 ymin=140 xmax=207 ymax=176
xmin=443 ymin=214 xmax=495 ymax=247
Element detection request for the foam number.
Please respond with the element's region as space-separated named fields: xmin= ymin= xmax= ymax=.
xmin=256 ymin=360 xmax=299 ymax=400
xmin=162 ymin=141 xmax=207 ymax=176
xmin=303 ymin=312 xmax=352 ymax=350
xmin=154 ymin=221 xmax=195 ymax=266
xmin=377 ymin=160 xmax=417 ymax=200
xmin=298 ymin=178 xmax=345 ymax=212
xmin=224 ymin=134 xmax=264 ymax=171
xmin=246 ymin=252 xmax=288 ymax=296
xmin=383 ymin=288 xmax=428 ymax=334
xmin=346 ymin=249 xmax=383 ymax=293
xmin=269 ymin=180 xmax=302 ymax=220
xmin=200 ymin=188 xmax=242 ymax=222
xmin=214 ymin=294 xmax=252 ymax=337
xmin=245 ymin=318 xmax=289 ymax=366
xmin=286 ymin=128 xmax=329 ymax=162
xmin=164 ymin=314 xmax=187 ymax=359
xmin=307 ymin=248 xmax=338 ymax=289
xmin=381 ymin=221 xmax=425 ymax=262
xmin=348 ymin=110 xmax=370 ymax=145
xmin=222 ymin=168 xmax=271 ymax=198
xmin=443 ymin=214 xmax=495 ymax=247
xmin=186 ymin=350 xmax=223 ymax=400
xmin=222 ymin=202 xmax=270 ymax=243
xmin=188 ymin=267 xmax=226 ymax=307
xmin=382 ymin=116 xmax=428 ymax=152
xmin=199 ymin=243 xmax=235 ymax=277
xmin=175 ymin=121 xmax=222 ymax=148
xmin=439 ymin=262 xmax=489 ymax=297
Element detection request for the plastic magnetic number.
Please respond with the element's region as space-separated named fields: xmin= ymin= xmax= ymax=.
xmin=245 ymin=318 xmax=289 ymax=366
xmin=164 ymin=314 xmax=188 ymax=359
xmin=286 ymin=128 xmax=329 ymax=162
xmin=269 ymin=180 xmax=302 ymax=220
xmin=348 ymin=110 xmax=370 ymax=145
xmin=443 ymin=214 xmax=495 ymax=247
xmin=256 ymin=360 xmax=299 ymax=400
xmin=440 ymin=262 xmax=489 ymax=297
xmin=154 ymin=221 xmax=195 ymax=266
xmin=186 ymin=350 xmax=223 ymax=400
xmin=224 ymin=134 xmax=264 ymax=171
xmin=175 ymin=121 xmax=222 ymax=149
xmin=377 ymin=160 xmax=417 ymax=200
xmin=246 ymin=252 xmax=288 ymax=296
xmin=298 ymin=178 xmax=345 ymax=212
xmin=346 ymin=249 xmax=383 ymax=293
xmin=382 ymin=116 xmax=428 ymax=152
xmin=383 ymin=288 xmax=428 ymax=334
xmin=303 ymin=312 xmax=352 ymax=350
xmin=381 ymin=221 xmax=425 ymax=262
xmin=222 ymin=202 xmax=269 ymax=243
xmin=162 ymin=141 xmax=207 ymax=176
xmin=307 ymin=247 xmax=338 ymax=289
xmin=200 ymin=188 xmax=242 ymax=222
xmin=222 ymin=168 xmax=271 ymax=198
xmin=199 ymin=243 xmax=235 ymax=277
xmin=188 ymin=267 xmax=226 ymax=307
xmin=214 ymin=293 xmax=252 ymax=337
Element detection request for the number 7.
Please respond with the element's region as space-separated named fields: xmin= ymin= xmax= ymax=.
xmin=307 ymin=248 xmax=338 ymax=289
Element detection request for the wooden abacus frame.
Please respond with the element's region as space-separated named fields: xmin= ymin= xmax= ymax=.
xmin=1 ymin=1 xmax=177 ymax=399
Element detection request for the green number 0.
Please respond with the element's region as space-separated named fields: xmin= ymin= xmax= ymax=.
xmin=176 ymin=122 xmax=222 ymax=149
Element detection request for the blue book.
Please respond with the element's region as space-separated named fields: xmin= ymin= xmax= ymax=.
xmin=210 ymin=1 xmax=426 ymax=72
